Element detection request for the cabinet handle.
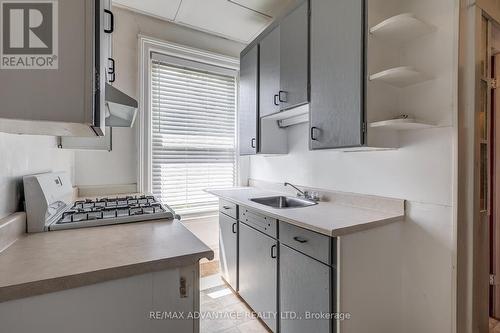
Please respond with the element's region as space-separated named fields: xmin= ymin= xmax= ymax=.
xmin=279 ymin=90 xmax=288 ymax=103
xmin=274 ymin=94 xmax=280 ymax=106
xmin=108 ymin=58 xmax=116 ymax=83
xmin=223 ymin=206 xmax=231 ymax=210
xmin=310 ymin=127 xmax=319 ymax=141
xmin=293 ymin=236 xmax=308 ymax=244
xmin=179 ymin=277 xmax=187 ymax=298
xmin=108 ymin=58 xmax=115 ymax=74
xmin=232 ymin=223 xmax=237 ymax=234
xmin=251 ymin=138 xmax=256 ymax=149
xmin=104 ymin=9 xmax=114 ymax=34
xmin=271 ymin=244 xmax=277 ymax=258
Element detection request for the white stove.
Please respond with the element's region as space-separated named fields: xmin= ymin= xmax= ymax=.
xmin=23 ymin=172 xmax=177 ymax=233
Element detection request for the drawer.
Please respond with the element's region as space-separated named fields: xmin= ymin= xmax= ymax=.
xmin=239 ymin=207 xmax=277 ymax=238
xmin=219 ymin=200 xmax=238 ymax=219
xmin=279 ymin=222 xmax=332 ymax=265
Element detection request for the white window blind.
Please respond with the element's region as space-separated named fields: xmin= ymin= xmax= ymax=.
xmin=151 ymin=59 xmax=237 ymax=215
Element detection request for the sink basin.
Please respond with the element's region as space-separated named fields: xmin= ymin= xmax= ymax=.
xmin=250 ymin=196 xmax=317 ymax=209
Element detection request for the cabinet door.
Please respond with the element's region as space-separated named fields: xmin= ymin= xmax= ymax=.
xmin=104 ymin=0 xmax=115 ymax=84
xmin=259 ymin=27 xmax=281 ymax=117
xmin=239 ymin=223 xmax=277 ymax=332
xmin=280 ymin=0 xmax=309 ymax=110
xmin=239 ymin=46 xmax=259 ymax=155
xmin=0 ymin=0 xmax=103 ymax=135
xmin=219 ymin=213 xmax=238 ymax=291
xmin=310 ymin=0 xmax=364 ymax=149
xmin=280 ymin=244 xmax=332 ymax=333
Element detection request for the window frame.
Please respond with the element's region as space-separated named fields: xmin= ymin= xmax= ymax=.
xmin=138 ymin=36 xmax=240 ymax=195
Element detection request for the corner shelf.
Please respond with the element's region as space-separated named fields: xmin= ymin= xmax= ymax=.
xmin=370 ymin=118 xmax=435 ymax=130
xmin=369 ymin=66 xmax=431 ymax=87
xmin=370 ymin=13 xmax=434 ymax=44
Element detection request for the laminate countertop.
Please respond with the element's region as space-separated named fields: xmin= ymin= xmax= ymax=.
xmin=0 ymin=219 xmax=213 ymax=303
xmin=207 ymin=187 xmax=405 ymax=237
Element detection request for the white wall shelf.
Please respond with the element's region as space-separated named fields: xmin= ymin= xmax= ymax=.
xmin=370 ymin=13 xmax=434 ymax=44
xmin=369 ymin=66 xmax=431 ymax=87
xmin=370 ymin=118 xmax=435 ymax=130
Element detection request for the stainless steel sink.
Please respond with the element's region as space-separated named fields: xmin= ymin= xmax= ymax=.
xmin=250 ymin=196 xmax=318 ymax=209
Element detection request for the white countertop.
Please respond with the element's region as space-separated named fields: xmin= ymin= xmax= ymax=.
xmin=207 ymin=187 xmax=405 ymax=237
xmin=0 ymin=218 xmax=213 ymax=303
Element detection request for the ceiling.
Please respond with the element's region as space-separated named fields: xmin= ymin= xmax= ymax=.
xmin=112 ymin=0 xmax=299 ymax=44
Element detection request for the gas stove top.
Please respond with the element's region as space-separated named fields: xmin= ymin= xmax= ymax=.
xmin=50 ymin=195 xmax=174 ymax=231
xmin=23 ymin=172 xmax=177 ymax=233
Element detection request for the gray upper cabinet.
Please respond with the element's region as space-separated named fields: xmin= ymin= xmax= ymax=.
xmin=310 ymin=0 xmax=365 ymax=149
xmin=279 ymin=0 xmax=309 ymax=110
xmin=259 ymin=27 xmax=281 ymax=118
xmin=58 ymin=127 xmax=112 ymax=151
xmin=0 ymin=0 xmax=110 ymax=137
xmin=239 ymin=46 xmax=259 ymax=155
xmin=239 ymin=222 xmax=277 ymax=332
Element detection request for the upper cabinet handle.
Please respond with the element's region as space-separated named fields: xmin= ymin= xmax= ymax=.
xmin=251 ymin=138 xmax=256 ymax=148
xmin=310 ymin=127 xmax=319 ymax=141
xmin=271 ymin=244 xmax=277 ymax=258
xmin=279 ymin=90 xmax=288 ymax=103
xmin=104 ymin=9 xmax=114 ymax=34
xmin=108 ymin=58 xmax=116 ymax=83
xmin=108 ymin=58 xmax=115 ymax=74
xmin=293 ymin=236 xmax=308 ymax=244
xmin=274 ymin=94 xmax=280 ymax=106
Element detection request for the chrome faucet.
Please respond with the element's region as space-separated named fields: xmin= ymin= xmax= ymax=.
xmin=284 ymin=182 xmax=320 ymax=201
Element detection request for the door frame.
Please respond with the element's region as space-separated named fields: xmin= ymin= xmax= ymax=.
xmin=457 ymin=1 xmax=500 ymax=332
xmin=491 ymin=52 xmax=500 ymax=319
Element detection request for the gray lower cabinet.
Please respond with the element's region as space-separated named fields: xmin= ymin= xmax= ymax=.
xmin=310 ymin=0 xmax=365 ymax=149
xmin=280 ymin=244 xmax=333 ymax=333
xmin=239 ymin=46 xmax=259 ymax=155
xmin=239 ymin=222 xmax=278 ymax=332
xmin=279 ymin=0 xmax=309 ymax=110
xmin=219 ymin=213 xmax=238 ymax=291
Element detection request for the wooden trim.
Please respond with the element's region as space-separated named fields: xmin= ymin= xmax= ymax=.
xmin=457 ymin=2 xmax=480 ymax=332
xmin=477 ymin=0 xmax=500 ymax=23
xmin=457 ymin=2 xmax=500 ymax=332
xmin=491 ymin=53 xmax=500 ymax=319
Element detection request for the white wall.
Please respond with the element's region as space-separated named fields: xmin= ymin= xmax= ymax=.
xmin=74 ymin=6 xmax=245 ymax=187
xmin=0 ymin=133 xmax=74 ymax=219
xmin=249 ymin=0 xmax=458 ymax=332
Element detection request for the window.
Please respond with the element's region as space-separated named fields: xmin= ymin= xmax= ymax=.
xmin=150 ymin=57 xmax=237 ymax=215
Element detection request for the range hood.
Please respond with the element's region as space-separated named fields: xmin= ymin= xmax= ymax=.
xmin=105 ymin=83 xmax=138 ymax=127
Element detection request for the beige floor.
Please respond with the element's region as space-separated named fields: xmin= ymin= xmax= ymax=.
xmin=491 ymin=317 xmax=500 ymax=333
xmin=200 ymin=274 xmax=269 ymax=333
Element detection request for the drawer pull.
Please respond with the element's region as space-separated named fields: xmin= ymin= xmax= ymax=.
xmin=222 ymin=206 xmax=231 ymax=210
xmin=293 ymin=236 xmax=308 ymax=244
